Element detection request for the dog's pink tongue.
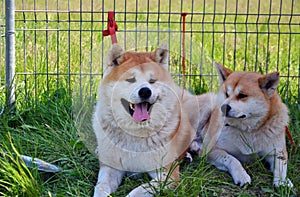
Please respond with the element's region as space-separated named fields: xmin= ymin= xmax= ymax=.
xmin=133 ymin=103 xmax=150 ymax=122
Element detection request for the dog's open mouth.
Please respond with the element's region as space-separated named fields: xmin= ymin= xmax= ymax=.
xmin=121 ymin=98 xmax=153 ymax=122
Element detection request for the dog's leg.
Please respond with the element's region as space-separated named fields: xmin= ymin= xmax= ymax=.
xmin=126 ymin=165 xmax=179 ymax=197
xmin=93 ymin=165 xmax=125 ymax=197
xmin=208 ymin=149 xmax=251 ymax=187
xmin=202 ymin=107 xmax=223 ymax=154
xmin=266 ymin=149 xmax=293 ymax=187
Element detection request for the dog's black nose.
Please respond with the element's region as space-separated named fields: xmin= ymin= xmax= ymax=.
xmin=221 ymin=104 xmax=231 ymax=116
xmin=138 ymin=87 xmax=152 ymax=99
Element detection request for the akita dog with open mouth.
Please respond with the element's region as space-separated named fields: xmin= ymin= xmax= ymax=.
xmin=92 ymin=43 xmax=205 ymax=197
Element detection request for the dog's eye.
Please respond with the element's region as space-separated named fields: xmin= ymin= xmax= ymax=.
xmin=149 ymin=79 xmax=157 ymax=84
xmin=126 ymin=77 xmax=136 ymax=83
xmin=237 ymin=93 xmax=247 ymax=99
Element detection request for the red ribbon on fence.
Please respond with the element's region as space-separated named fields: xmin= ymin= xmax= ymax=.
xmin=103 ymin=11 xmax=118 ymax=44
xmin=285 ymin=126 xmax=296 ymax=152
xmin=181 ymin=12 xmax=188 ymax=98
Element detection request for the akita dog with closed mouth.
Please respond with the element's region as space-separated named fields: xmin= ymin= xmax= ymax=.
xmin=191 ymin=63 xmax=293 ymax=187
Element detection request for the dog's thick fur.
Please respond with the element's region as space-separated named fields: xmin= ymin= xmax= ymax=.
xmin=191 ymin=63 xmax=293 ymax=187
xmin=92 ymin=44 xmax=222 ymax=196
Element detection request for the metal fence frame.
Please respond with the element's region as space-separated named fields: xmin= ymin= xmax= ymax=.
xmin=0 ymin=1 xmax=6 ymax=113
xmin=2 ymin=0 xmax=300 ymax=109
xmin=5 ymin=0 xmax=15 ymax=108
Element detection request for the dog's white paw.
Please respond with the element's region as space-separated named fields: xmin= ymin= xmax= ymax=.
xmin=93 ymin=186 xmax=110 ymax=197
xmin=273 ymin=178 xmax=293 ymax=188
xmin=126 ymin=185 xmax=154 ymax=197
xmin=232 ymin=170 xmax=251 ymax=187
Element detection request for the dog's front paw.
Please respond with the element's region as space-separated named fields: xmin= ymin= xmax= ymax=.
xmin=273 ymin=178 xmax=293 ymax=188
xmin=126 ymin=185 xmax=154 ymax=197
xmin=232 ymin=170 xmax=251 ymax=187
xmin=93 ymin=186 xmax=110 ymax=197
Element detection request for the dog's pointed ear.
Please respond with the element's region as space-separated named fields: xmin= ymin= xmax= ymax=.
xmin=215 ymin=62 xmax=233 ymax=84
xmin=258 ymin=72 xmax=280 ymax=98
xmin=105 ymin=44 xmax=124 ymax=68
xmin=152 ymin=43 xmax=169 ymax=70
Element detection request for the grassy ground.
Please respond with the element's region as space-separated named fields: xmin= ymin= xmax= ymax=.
xmin=0 ymin=0 xmax=299 ymax=196
xmin=0 ymin=97 xmax=299 ymax=196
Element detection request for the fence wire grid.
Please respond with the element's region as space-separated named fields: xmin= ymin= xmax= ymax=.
xmin=1 ymin=0 xmax=300 ymax=109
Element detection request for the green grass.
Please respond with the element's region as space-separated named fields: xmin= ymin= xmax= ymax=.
xmin=0 ymin=100 xmax=299 ymax=196
xmin=0 ymin=99 xmax=98 ymax=196
xmin=0 ymin=0 xmax=299 ymax=196
xmin=0 ymin=134 xmax=42 ymax=196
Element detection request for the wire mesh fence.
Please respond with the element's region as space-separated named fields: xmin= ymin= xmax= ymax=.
xmin=1 ymin=0 xmax=300 ymax=109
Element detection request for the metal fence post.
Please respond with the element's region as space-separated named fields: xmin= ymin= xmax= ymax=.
xmin=5 ymin=0 xmax=15 ymax=108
